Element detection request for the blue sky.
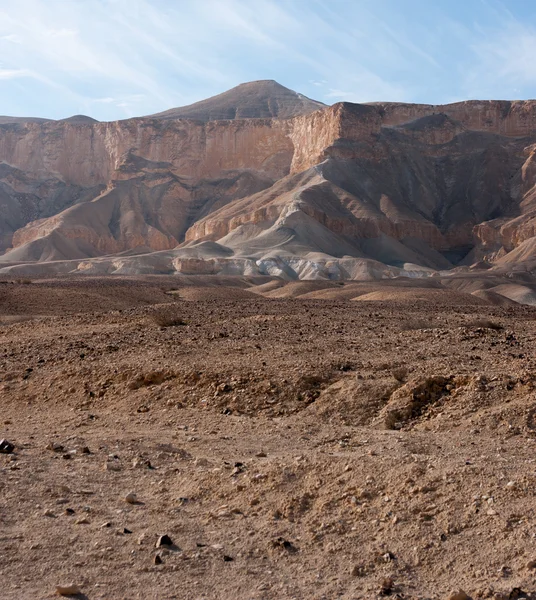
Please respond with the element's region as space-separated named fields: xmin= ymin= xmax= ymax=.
xmin=1 ymin=0 xmax=536 ymax=120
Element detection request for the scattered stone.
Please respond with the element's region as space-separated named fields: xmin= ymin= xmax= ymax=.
xmin=75 ymin=517 xmax=90 ymax=525
xmin=105 ymin=461 xmax=121 ymax=472
xmin=255 ymin=451 xmax=267 ymax=458
xmin=80 ymin=446 xmax=91 ymax=454
xmin=62 ymin=453 xmax=71 ymax=460
xmin=154 ymin=554 xmax=163 ymax=565
xmin=101 ymin=522 xmax=112 ymax=528
xmin=46 ymin=442 xmax=64 ymax=453
xmin=55 ymin=584 xmax=81 ymax=596
xmin=380 ymin=578 xmax=394 ymax=596
xmin=124 ymin=492 xmax=139 ymax=504
xmin=447 ymin=591 xmax=471 ymax=600
xmin=351 ymin=565 xmax=367 ymax=577
xmin=0 ymin=439 xmax=14 ymax=454
xmin=156 ymin=534 xmax=173 ymax=547
xmin=272 ymin=537 xmax=297 ymax=552
xmin=526 ymin=559 xmax=536 ymax=569
xmin=223 ymin=555 xmax=234 ymax=562
xmin=44 ymin=509 xmax=57 ymax=518
xmin=123 ymin=528 xmax=132 ymax=534
xmin=64 ymin=508 xmax=75 ymax=516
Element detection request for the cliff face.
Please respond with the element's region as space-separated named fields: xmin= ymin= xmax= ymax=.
xmin=2 ymin=83 xmax=536 ymax=276
xmin=0 ymin=116 xmax=293 ymax=257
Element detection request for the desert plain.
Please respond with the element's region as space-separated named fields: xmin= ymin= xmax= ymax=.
xmin=1 ymin=275 xmax=536 ymax=600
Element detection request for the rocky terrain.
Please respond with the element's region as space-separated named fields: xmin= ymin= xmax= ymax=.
xmin=2 ymin=276 xmax=536 ymax=599
xmin=2 ymin=81 xmax=536 ymax=290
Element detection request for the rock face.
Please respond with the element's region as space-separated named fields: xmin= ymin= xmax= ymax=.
xmin=1 ymin=81 xmax=536 ymax=278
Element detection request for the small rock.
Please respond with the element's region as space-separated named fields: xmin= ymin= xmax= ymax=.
xmin=123 ymin=528 xmax=132 ymax=534
xmin=105 ymin=461 xmax=121 ymax=472
xmin=154 ymin=554 xmax=163 ymax=565
xmin=223 ymin=555 xmax=234 ymax=562
xmin=55 ymin=584 xmax=81 ymax=596
xmin=526 ymin=559 xmax=536 ymax=569
xmin=124 ymin=492 xmax=139 ymax=504
xmin=44 ymin=509 xmax=56 ymax=518
xmin=156 ymin=534 xmax=173 ymax=547
xmin=351 ymin=565 xmax=366 ymax=577
xmin=255 ymin=451 xmax=267 ymax=458
xmin=0 ymin=439 xmax=14 ymax=454
xmin=75 ymin=517 xmax=90 ymax=525
xmin=64 ymin=508 xmax=75 ymax=516
xmin=380 ymin=578 xmax=394 ymax=595
xmin=272 ymin=537 xmax=297 ymax=552
xmin=447 ymin=591 xmax=472 ymax=600
xmin=46 ymin=442 xmax=64 ymax=453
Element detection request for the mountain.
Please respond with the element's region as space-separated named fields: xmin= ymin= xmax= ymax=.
xmin=148 ymin=80 xmax=325 ymax=121
xmin=2 ymin=81 xmax=536 ymax=296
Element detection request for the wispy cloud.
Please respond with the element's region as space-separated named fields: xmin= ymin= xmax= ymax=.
xmin=0 ymin=68 xmax=30 ymax=79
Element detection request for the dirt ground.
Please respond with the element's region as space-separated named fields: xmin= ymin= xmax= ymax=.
xmin=2 ymin=277 xmax=536 ymax=600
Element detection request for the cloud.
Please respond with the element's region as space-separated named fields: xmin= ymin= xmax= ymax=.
xmin=0 ymin=0 xmax=535 ymax=119
xmin=465 ymin=15 xmax=536 ymax=98
xmin=1 ymin=34 xmax=22 ymax=44
xmin=0 ymin=68 xmax=30 ymax=79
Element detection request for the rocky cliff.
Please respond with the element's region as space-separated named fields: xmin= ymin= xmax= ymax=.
xmin=1 ymin=81 xmax=536 ymax=279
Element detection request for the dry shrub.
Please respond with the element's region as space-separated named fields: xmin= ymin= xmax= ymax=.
xmin=400 ymin=319 xmax=438 ymax=331
xmin=465 ymin=318 xmax=503 ymax=331
xmin=392 ymin=366 xmax=408 ymax=382
xmin=151 ymin=309 xmax=187 ymax=328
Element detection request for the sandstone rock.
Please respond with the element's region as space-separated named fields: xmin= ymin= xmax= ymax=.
xmin=156 ymin=535 xmax=173 ymax=548
xmin=3 ymin=82 xmax=536 ymax=280
xmin=0 ymin=439 xmax=14 ymax=454
xmin=447 ymin=591 xmax=471 ymax=600
xmin=124 ymin=492 xmax=139 ymax=504
xmin=55 ymin=584 xmax=81 ymax=596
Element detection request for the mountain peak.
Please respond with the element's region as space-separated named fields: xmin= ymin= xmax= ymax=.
xmin=148 ymin=80 xmax=325 ymax=121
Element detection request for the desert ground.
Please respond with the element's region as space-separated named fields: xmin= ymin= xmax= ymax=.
xmin=2 ymin=275 xmax=536 ymax=600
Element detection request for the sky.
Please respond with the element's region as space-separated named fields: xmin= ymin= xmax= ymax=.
xmin=1 ymin=0 xmax=536 ymax=120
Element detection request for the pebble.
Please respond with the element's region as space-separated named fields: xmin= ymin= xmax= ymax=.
xmin=55 ymin=584 xmax=81 ymax=596
xmin=124 ymin=492 xmax=139 ymax=504
xmin=105 ymin=461 xmax=122 ymax=472
xmin=447 ymin=591 xmax=471 ymax=600
xmin=154 ymin=554 xmax=163 ymax=565
xmin=156 ymin=534 xmax=173 ymax=547
xmin=0 ymin=439 xmax=14 ymax=454
xmin=75 ymin=517 xmax=90 ymax=525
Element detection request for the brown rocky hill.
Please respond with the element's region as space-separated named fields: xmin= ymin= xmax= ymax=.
xmin=1 ymin=81 xmax=536 ymax=287
xmin=148 ymin=79 xmax=325 ymax=120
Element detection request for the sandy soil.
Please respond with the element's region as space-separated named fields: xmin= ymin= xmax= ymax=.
xmin=2 ymin=277 xmax=536 ymax=600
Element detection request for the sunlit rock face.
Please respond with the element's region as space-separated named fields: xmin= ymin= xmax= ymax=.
xmin=1 ymin=81 xmax=536 ymax=277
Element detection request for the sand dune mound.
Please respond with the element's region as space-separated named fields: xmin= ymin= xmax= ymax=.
xmin=471 ymin=289 xmax=521 ymax=306
xmin=491 ymin=283 xmax=536 ymax=306
xmin=171 ymin=286 xmax=257 ymax=301
xmin=352 ymin=287 xmax=487 ymax=305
